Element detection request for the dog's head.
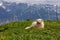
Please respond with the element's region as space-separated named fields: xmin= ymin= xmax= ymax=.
xmin=36 ymin=19 xmax=44 ymax=29
xmin=36 ymin=19 xmax=43 ymax=23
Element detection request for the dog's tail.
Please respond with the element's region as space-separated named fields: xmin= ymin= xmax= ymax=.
xmin=25 ymin=26 xmax=32 ymax=29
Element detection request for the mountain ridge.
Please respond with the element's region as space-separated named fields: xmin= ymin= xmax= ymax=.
xmin=0 ymin=1 xmax=60 ymax=24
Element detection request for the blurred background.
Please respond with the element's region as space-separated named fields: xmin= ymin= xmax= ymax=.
xmin=0 ymin=0 xmax=60 ymax=25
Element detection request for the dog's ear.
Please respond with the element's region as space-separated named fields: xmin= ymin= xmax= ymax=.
xmin=41 ymin=19 xmax=44 ymax=22
xmin=36 ymin=19 xmax=44 ymax=22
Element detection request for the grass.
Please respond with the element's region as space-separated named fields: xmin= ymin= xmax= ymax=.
xmin=0 ymin=20 xmax=60 ymax=40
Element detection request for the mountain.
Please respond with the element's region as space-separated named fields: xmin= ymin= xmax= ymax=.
xmin=0 ymin=1 xmax=60 ymax=24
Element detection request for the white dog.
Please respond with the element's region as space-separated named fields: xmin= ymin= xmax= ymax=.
xmin=25 ymin=19 xmax=44 ymax=29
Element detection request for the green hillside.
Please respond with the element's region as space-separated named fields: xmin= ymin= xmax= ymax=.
xmin=0 ymin=20 xmax=60 ymax=40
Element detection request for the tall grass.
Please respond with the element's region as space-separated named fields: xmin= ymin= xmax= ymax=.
xmin=0 ymin=20 xmax=60 ymax=40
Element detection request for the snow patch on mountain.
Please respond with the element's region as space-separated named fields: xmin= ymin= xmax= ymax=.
xmin=0 ymin=2 xmax=3 ymax=6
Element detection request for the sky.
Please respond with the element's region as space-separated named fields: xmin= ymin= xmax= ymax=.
xmin=1 ymin=0 xmax=60 ymax=5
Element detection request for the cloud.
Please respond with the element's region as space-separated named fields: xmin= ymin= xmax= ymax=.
xmin=3 ymin=0 xmax=60 ymax=5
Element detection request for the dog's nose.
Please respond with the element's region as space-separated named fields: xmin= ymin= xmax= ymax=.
xmin=37 ymin=22 xmax=41 ymax=24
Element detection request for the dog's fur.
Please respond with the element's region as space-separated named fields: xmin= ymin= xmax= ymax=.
xmin=25 ymin=19 xmax=44 ymax=29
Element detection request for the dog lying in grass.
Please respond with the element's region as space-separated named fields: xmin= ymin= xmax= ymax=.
xmin=25 ymin=19 xmax=44 ymax=30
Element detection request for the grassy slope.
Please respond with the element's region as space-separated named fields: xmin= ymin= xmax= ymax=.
xmin=0 ymin=20 xmax=60 ymax=40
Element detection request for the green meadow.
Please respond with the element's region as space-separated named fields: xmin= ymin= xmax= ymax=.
xmin=0 ymin=20 xmax=60 ymax=40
